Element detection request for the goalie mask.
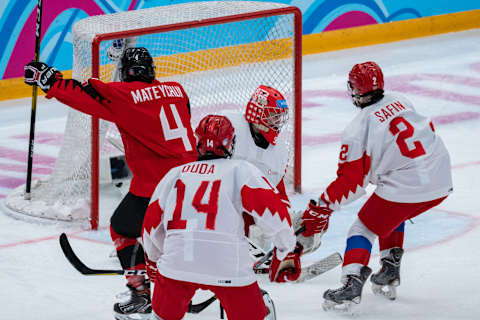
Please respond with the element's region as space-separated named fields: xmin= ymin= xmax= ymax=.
xmin=348 ymin=61 xmax=384 ymax=108
xmin=195 ymin=115 xmax=235 ymax=158
xmin=245 ymin=85 xmax=289 ymax=145
xmin=120 ymin=47 xmax=156 ymax=83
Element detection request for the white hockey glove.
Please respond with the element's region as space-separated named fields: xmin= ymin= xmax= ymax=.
xmin=107 ymin=39 xmax=126 ymax=61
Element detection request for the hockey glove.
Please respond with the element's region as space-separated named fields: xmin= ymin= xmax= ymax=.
xmin=301 ymin=200 xmax=333 ymax=237
xmin=107 ymin=39 xmax=126 ymax=61
xmin=24 ymin=61 xmax=61 ymax=92
xmin=145 ymin=256 xmax=158 ymax=283
xmin=269 ymin=242 xmax=303 ymax=283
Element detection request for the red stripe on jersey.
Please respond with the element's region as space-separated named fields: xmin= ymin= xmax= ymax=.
xmin=342 ymin=248 xmax=371 ymax=267
xmin=142 ymin=200 xmax=164 ymax=236
xmin=324 ymin=152 xmax=371 ymax=206
xmin=241 ymin=185 xmax=292 ymax=226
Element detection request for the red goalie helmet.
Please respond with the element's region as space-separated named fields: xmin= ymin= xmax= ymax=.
xmin=348 ymin=61 xmax=384 ymax=96
xmin=195 ymin=115 xmax=235 ymax=158
xmin=245 ymin=85 xmax=289 ymax=145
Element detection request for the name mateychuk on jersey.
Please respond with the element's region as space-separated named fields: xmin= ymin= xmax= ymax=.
xmin=131 ymin=84 xmax=183 ymax=104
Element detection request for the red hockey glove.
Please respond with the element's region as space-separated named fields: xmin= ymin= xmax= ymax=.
xmin=269 ymin=242 xmax=303 ymax=283
xmin=301 ymin=200 xmax=333 ymax=237
xmin=24 ymin=61 xmax=61 ymax=92
xmin=145 ymin=256 xmax=158 ymax=283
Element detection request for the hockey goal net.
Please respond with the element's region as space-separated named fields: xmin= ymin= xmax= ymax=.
xmin=5 ymin=1 xmax=302 ymax=229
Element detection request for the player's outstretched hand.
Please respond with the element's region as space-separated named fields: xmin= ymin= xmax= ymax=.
xmin=269 ymin=242 xmax=303 ymax=283
xmin=24 ymin=61 xmax=60 ymax=92
xmin=301 ymin=200 xmax=333 ymax=237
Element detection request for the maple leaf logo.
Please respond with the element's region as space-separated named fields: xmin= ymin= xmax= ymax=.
xmin=241 ymin=182 xmax=292 ymax=226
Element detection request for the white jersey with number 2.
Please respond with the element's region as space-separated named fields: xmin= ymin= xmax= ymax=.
xmin=142 ymin=158 xmax=296 ymax=287
xmin=320 ymin=93 xmax=453 ymax=209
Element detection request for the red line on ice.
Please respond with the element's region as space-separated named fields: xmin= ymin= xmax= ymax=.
xmin=0 ymin=229 xmax=109 ymax=249
xmin=405 ymin=208 xmax=480 ymax=253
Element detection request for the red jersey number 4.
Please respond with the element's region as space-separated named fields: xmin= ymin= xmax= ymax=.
xmin=159 ymin=103 xmax=193 ymax=152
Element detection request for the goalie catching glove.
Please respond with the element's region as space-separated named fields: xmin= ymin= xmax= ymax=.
xmin=269 ymin=242 xmax=303 ymax=283
xmin=301 ymin=200 xmax=333 ymax=237
xmin=24 ymin=61 xmax=61 ymax=92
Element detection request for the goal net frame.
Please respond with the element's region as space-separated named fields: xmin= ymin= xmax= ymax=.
xmin=4 ymin=2 xmax=302 ymax=230
xmin=88 ymin=7 xmax=302 ymax=229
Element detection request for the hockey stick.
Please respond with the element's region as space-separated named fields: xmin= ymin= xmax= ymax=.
xmin=60 ymin=233 xmax=215 ymax=311
xmin=189 ymin=252 xmax=343 ymax=314
xmin=25 ymin=0 xmax=43 ymax=200
xmin=295 ymin=252 xmax=342 ymax=282
xmin=59 ymin=233 xmax=145 ymax=276
xmin=107 ymin=136 xmax=125 ymax=153
xmin=187 ymin=295 xmax=218 ymax=314
xmin=253 ymin=225 xmax=305 ymax=270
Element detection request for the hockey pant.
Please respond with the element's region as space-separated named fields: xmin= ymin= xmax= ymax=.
xmin=341 ymin=193 xmax=447 ymax=281
xmin=110 ymin=192 xmax=150 ymax=286
xmin=152 ymin=274 xmax=267 ymax=320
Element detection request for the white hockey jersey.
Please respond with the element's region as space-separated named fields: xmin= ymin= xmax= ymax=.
xmin=320 ymin=93 xmax=453 ymax=209
xmin=221 ymin=110 xmax=289 ymax=190
xmin=142 ymin=158 xmax=296 ymax=287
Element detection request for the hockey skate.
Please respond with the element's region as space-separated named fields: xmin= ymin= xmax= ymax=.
xmin=261 ymin=289 xmax=277 ymax=320
xmin=113 ymin=279 xmax=151 ymax=320
xmin=322 ymin=266 xmax=372 ymax=313
xmin=371 ymin=247 xmax=404 ymax=300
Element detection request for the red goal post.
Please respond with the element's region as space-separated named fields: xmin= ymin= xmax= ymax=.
xmin=6 ymin=2 xmax=302 ymax=230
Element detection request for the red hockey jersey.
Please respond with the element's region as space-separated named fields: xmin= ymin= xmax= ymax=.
xmin=46 ymin=78 xmax=197 ymax=197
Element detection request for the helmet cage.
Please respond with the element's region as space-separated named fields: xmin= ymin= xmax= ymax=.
xmin=245 ymin=86 xmax=289 ymax=145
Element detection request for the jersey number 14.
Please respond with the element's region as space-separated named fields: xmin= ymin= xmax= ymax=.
xmin=167 ymin=179 xmax=221 ymax=231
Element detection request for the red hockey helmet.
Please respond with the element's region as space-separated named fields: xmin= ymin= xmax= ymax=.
xmin=348 ymin=61 xmax=384 ymax=104
xmin=195 ymin=115 xmax=235 ymax=158
xmin=245 ymin=85 xmax=289 ymax=145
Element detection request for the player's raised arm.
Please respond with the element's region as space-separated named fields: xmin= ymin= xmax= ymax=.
xmin=24 ymin=61 xmax=116 ymax=121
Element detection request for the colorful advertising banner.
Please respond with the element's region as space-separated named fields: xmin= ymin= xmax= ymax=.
xmin=0 ymin=0 xmax=479 ymax=81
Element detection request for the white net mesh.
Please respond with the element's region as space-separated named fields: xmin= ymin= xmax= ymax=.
xmin=5 ymin=1 xmax=300 ymax=225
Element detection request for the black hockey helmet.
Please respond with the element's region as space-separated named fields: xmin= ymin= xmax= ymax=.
xmin=120 ymin=47 xmax=156 ymax=83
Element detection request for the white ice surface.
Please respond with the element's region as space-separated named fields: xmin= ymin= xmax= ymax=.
xmin=1 ymin=29 xmax=480 ymax=320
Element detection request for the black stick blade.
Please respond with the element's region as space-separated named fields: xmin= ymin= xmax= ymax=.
xmin=59 ymin=233 xmax=124 ymax=275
